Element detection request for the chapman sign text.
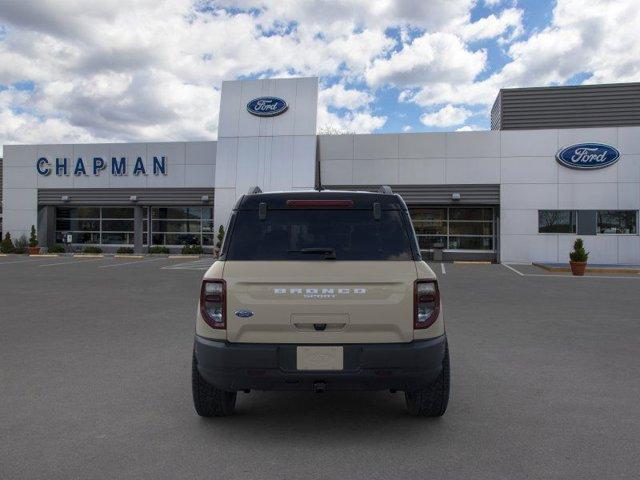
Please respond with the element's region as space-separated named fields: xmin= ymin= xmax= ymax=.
xmin=36 ymin=156 xmax=168 ymax=177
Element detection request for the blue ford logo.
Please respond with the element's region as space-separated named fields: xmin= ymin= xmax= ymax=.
xmin=246 ymin=97 xmax=288 ymax=117
xmin=234 ymin=310 xmax=254 ymax=318
xmin=556 ymin=143 xmax=620 ymax=170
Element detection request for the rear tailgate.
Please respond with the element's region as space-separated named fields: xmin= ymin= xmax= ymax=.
xmin=224 ymin=261 xmax=417 ymax=343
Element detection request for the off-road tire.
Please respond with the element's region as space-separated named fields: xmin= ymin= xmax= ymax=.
xmin=192 ymin=354 xmax=237 ymax=417
xmin=405 ymin=342 xmax=450 ymax=417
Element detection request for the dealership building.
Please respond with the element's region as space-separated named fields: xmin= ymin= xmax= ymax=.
xmin=1 ymin=78 xmax=639 ymax=264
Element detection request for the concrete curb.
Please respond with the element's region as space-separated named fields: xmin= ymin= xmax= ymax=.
xmin=454 ymin=261 xmax=492 ymax=265
xmin=114 ymin=254 xmax=145 ymax=259
xmin=533 ymin=262 xmax=640 ymax=275
xmin=73 ymin=254 xmax=105 ymax=258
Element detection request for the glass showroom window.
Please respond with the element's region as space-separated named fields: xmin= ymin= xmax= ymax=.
xmin=150 ymin=206 xmax=214 ymax=246
xmin=55 ymin=207 xmax=139 ymax=244
xmin=597 ymin=211 xmax=638 ymax=234
xmin=538 ymin=210 xmax=577 ymax=233
xmin=409 ymin=207 xmax=494 ymax=250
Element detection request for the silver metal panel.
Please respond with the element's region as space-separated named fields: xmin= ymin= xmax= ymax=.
xmin=492 ymin=82 xmax=640 ymax=130
xmin=37 ymin=188 xmax=215 ymax=206
xmin=323 ymin=184 xmax=500 ymax=205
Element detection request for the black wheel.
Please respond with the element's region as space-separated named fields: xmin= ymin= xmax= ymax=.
xmin=192 ymin=354 xmax=237 ymax=417
xmin=405 ymin=342 xmax=450 ymax=417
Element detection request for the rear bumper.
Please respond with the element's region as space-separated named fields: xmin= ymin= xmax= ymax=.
xmin=194 ymin=335 xmax=447 ymax=392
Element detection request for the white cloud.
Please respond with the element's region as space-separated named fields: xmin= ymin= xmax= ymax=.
xmin=456 ymin=124 xmax=484 ymax=131
xmin=0 ymin=0 xmax=639 ymax=149
xmin=317 ymin=105 xmax=386 ymax=134
xmin=458 ymin=7 xmax=523 ymax=42
xmin=402 ymin=125 xmax=412 ymax=132
xmin=420 ymin=105 xmax=472 ymax=127
xmin=319 ymin=84 xmax=373 ymax=110
xmin=366 ymin=32 xmax=486 ymax=88
xmin=405 ymin=0 xmax=640 ymax=110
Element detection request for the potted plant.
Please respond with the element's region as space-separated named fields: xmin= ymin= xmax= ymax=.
xmin=214 ymin=224 xmax=225 ymax=258
xmin=569 ymin=238 xmax=589 ymax=276
xmin=28 ymin=225 xmax=41 ymax=255
xmin=1 ymin=232 xmax=14 ymax=254
xmin=13 ymin=235 xmax=29 ymax=254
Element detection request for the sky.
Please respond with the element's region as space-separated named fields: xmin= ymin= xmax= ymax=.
xmin=0 ymin=0 xmax=639 ymax=154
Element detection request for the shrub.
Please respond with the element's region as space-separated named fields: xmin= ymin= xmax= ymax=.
xmin=182 ymin=244 xmax=204 ymax=255
xmin=148 ymin=245 xmax=170 ymax=254
xmin=569 ymin=238 xmax=589 ymax=262
xmin=82 ymin=246 xmax=103 ymax=254
xmin=29 ymin=225 xmax=38 ymax=247
xmin=48 ymin=244 xmax=66 ymax=254
xmin=116 ymin=247 xmax=135 ymax=254
xmin=13 ymin=235 xmax=29 ymax=254
xmin=1 ymin=233 xmax=14 ymax=253
xmin=216 ymin=225 xmax=225 ymax=249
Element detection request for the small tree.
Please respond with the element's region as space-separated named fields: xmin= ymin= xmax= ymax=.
xmin=569 ymin=238 xmax=589 ymax=262
xmin=13 ymin=235 xmax=28 ymax=254
xmin=216 ymin=225 xmax=225 ymax=250
xmin=1 ymin=232 xmax=14 ymax=253
xmin=29 ymin=225 xmax=38 ymax=247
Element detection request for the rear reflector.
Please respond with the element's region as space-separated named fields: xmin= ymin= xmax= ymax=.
xmin=286 ymin=199 xmax=354 ymax=208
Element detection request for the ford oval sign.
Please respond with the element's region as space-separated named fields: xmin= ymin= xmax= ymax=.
xmin=247 ymin=97 xmax=288 ymax=117
xmin=234 ymin=310 xmax=254 ymax=318
xmin=556 ymin=143 xmax=620 ymax=170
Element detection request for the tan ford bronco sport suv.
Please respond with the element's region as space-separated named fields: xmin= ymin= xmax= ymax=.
xmin=192 ymin=187 xmax=449 ymax=417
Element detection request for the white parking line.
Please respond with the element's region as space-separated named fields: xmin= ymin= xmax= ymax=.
xmin=39 ymin=258 xmax=105 ymax=267
xmin=98 ymin=257 xmax=166 ymax=269
xmin=502 ymin=263 xmax=640 ymax=279
xmin=0 ymin=259 xmax=40 ymax=266
xmin=502 ymin=263 xmax=524 ymax=276
xmin=161 ymin=259 xmax=214 ymax=271
xmin=440 ymin=262 xmax=446 ymax=275
xmin=0 ymin=258 xmax=54 ymax=266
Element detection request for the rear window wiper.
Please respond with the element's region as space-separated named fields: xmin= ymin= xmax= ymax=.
xmin=288 ymin=247 xmax=337 ymax=260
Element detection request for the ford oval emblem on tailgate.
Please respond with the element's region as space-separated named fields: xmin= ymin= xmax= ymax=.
xmin=235 ymin=310 xmax=254 ymax=318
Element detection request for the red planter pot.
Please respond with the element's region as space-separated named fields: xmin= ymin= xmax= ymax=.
xmin=570 ymin=261 xmax=587 ymax=276
xmin=27 ymin=246 xmax=41 ymax=255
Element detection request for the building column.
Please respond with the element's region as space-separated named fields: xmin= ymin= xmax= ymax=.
xmin=133 ymin=206 xmax=144 ymax=253
xmin=37 ymin=206 xmax=56 ymax=248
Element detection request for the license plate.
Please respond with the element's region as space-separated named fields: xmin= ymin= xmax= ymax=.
xmin=296 ymin=346 xmax=343 ymax=371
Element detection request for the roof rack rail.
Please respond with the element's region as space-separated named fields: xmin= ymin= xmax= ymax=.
xmin=378 ymin=185 xmax=393 ymax=195
xmin=248 ymin=186 xmax=263 ymax=194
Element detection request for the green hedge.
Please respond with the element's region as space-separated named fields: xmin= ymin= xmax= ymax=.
xmin=181 ymin=244 xmax=204 ymax=255
xmin=148 ymin=245 xmax=170 ymax=254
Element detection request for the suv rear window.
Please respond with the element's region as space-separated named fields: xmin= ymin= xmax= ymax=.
xmin=225 ymin=209 xmax=415 ymax=261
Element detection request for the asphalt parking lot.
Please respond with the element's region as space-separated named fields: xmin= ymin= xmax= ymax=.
xmin=1 ymin=256 xmax=639 ymax=479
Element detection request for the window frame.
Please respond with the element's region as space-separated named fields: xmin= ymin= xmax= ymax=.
xmin=538 ymin=210 xmax=578 ymax=235
xmin=596 ymin=210 xmax=639 ymax=235
xmin=409 ymin=206 xmax=495 ymax=252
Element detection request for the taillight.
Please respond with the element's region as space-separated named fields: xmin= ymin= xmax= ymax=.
xmin=414 ymin=280 xmax=440 ymax=329
xmin=200 ymin=279 xmax=226 ymax=329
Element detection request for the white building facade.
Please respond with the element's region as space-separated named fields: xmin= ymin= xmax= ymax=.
xmin=2 ymin=77 xmax=639 ymax=264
